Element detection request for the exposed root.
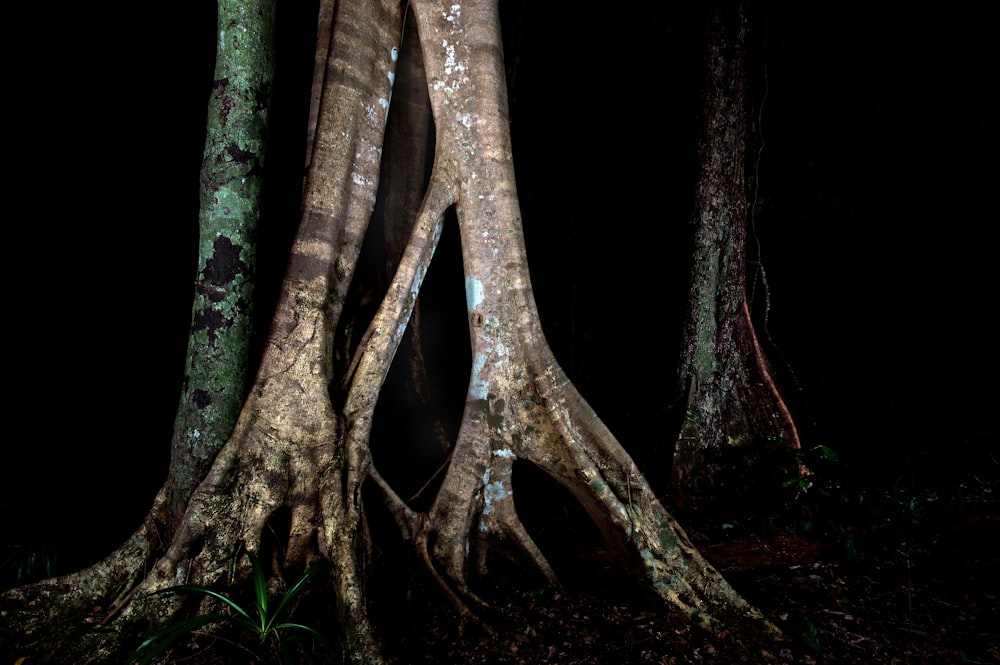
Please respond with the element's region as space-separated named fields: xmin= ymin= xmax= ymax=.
xmin=0 ymin=486 xmax=174 ymax=659
xmin=327 ymin=0 xmax=785 ymax=640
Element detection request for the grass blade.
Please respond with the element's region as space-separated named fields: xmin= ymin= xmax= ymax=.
xmin=269 ymin=562 xmax=326 ymax=627
xmin=273 ymin=622 xmax=336 ymax=655
xmin=130 ymin=613 xmax=228 ymax=665
xmin=154 ymin=584 xmax=253 ymax=622
xmin=249 ymin=552 xmax=269 ymax=626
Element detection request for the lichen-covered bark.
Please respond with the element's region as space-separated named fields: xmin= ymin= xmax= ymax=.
xmin=165 ymin=0 xmax=276 ymax=534
xmin=1 ymin=4 xmax=277 ymax=660
xmin=142 ymin=1 xmax=407 ymax=662
xmin=672 ymin=0 xmax=802 ymax=499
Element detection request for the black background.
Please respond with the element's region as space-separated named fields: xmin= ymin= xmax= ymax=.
xmin=5 ymin=2 xmax=997 ymax=574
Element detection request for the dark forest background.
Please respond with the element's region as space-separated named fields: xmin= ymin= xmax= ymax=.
xmin=5 ymin=3 xmax=997 ymax=579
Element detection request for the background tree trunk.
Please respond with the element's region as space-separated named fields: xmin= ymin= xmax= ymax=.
xmin=671 ymin=0 xmax=802 ymax=501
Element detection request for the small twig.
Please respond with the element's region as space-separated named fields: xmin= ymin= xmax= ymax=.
xmin=409 ymin=448 xmax=455 ymax=504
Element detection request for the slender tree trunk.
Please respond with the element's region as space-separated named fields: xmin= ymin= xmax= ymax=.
xmin=671 ymin=0 xmax=802 ymax=500
xmin=164 ymin=0 xmax=276 ymax=534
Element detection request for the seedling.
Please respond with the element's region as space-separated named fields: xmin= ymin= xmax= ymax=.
xmin=131 ymin=552 xmax=332 ymax=664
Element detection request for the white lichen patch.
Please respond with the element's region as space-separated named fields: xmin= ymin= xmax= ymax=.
xmin=483 ymin=481 xmax=507 ymax=511
xmin=465 ymin=275 xmax=484 ymax=311
xmin=481 ymin=467 xmax=510 ymax=516
xmin=431 ymin=23 xmax=469 ymax=101
xmin=442 ymin=40 xmax=456 ymax=75
xmin=470 ymin=352 xmax=488 ymax=399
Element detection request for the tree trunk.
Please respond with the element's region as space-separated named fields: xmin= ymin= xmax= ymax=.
xmin=164 ymin=0 xmax=276 ymax=535
xmin=3 ymin=0 xmax=403 ymax=661
xmin=2 ymin=2 xmax=277 ymax=660
xmin=337 ymin=0 xmax=779 ymax=642
xmin=671 ymin=0 xmax=803 ymax=501
xmin=2 ymin=1 xmax=780 ymax=662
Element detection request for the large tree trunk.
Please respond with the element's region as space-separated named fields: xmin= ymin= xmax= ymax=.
xmin=2 ymin=1 xmax=779 ymax=662
xmin=357 ymin=2 xmax=776 ymax=636
xmin=3 ymin=0 xmax=404 ymax=661
xmin=671 ymin=0 xmax=803 ymax=501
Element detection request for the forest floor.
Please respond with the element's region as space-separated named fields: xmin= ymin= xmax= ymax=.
xmin=383 ymin=444 xmax=1000 ymax=665
xmin=11 ymin=444 xmax=997 ymax=664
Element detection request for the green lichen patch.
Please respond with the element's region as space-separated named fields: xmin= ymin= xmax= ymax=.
xmin=658 ymin=528 xmax=678 ymax=551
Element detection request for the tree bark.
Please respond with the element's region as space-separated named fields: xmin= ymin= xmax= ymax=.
xmin=165 ymin=0 xmax=276 ymax=535
xmin=1 ymin=2 xmax=276 ymax=660
xmin=671 ymin=0 xmax=802 ymax=500
xmin=349 ymin=0 xmax=780 ymax=638
xmin=2 ymin=0 xmax=403 ymax=661
xmin=2 ymin=2 xmax=781 ymax=662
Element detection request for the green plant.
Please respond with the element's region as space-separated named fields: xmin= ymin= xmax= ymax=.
xmin=131 ymin=552 xmax=332 ymax=665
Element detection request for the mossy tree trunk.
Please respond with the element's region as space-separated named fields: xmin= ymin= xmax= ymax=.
xmin=2 ymin=1 xmax=781 ymax=663
xmin=164 ymin=0 xmax=276 ymax=535
xmin=671 ymin=0 xmax=803 ymax=501
xmin=1 ymin=2 xmax=276 ymax=660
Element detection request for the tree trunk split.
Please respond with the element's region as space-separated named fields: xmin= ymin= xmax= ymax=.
xmin=1 ymin=1 xmax=780 ymax=662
